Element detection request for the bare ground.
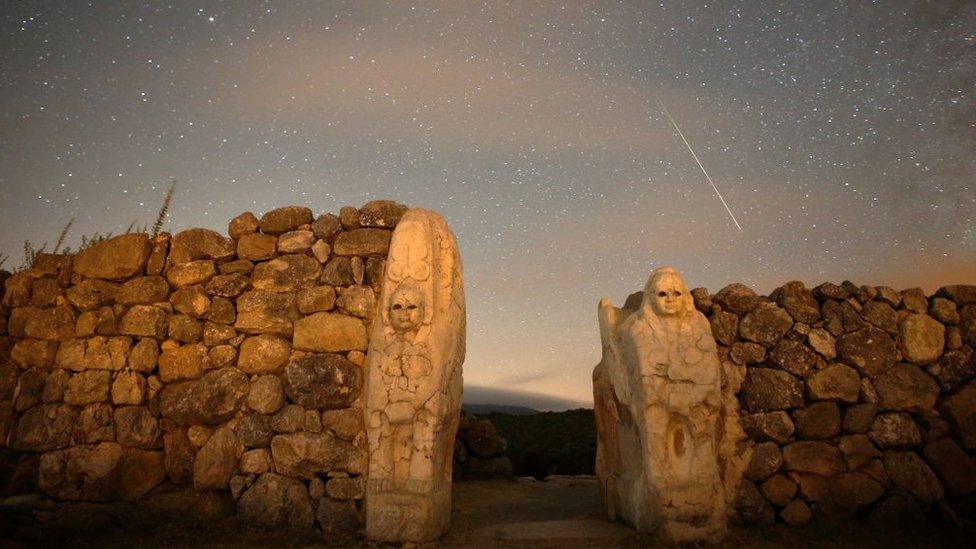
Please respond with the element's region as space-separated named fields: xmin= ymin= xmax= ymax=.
xmin=1 ymin=476 xmax=974 ymax=548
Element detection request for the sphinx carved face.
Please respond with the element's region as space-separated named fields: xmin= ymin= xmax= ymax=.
xmin=647 ymin=270 xmax=691 ymax=318
xmin=389 ymin=284 xmax=425 ymax=334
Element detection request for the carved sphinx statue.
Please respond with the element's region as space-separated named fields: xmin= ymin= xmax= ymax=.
xmin=364 ymin=209 xmax=465 ymax=543
xmin=593 ymin=267 xmax=747 ymax=542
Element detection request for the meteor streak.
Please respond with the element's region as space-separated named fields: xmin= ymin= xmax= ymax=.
xmin=655 ymin=95 xmax=744 ymax=232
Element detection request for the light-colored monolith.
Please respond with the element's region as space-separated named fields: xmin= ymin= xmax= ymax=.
xmin=364 ymin=209 xmax=465 ymax=543
xmin=594 ymin=267 xmax=747 ymax=542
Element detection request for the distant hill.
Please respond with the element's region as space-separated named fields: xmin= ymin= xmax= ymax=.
xmin=462 ymin=385 xmax=590 ymax=412
xmin=462 ymin=403 xmax=539 ymax=416
xmin=474 ymin=408 xmax=596 ymax=479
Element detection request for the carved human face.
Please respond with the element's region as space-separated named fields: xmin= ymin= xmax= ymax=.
xmin=390 ymin=285 xmax=424 ymax=334
xmin=650 ymin=274 xmax=686 ymax=317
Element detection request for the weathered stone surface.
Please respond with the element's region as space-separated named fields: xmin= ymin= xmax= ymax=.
xmin=168 ymin=228 xmax=235 ymax=265
xmin=209 ymin=296 xmax=236 ymax=324
xmin=311 ymin=214 xmax=343 ymax=243
xmin=111 ymin=371 xmax=146 ymax=405
xmin=234 ymin=291 xmax=300 ymax=336
xmin=281 ymin=353 xmax=362 ymax=410
xmin=883 ymin=451 xmax=944 ymax=505
xmin=15 ymin=369 xmax=46 ymax=411
xmin=327 ymin=476 xmax=365 ymax=500
xmin=961 ymin=305 xmax=976 ymax=347
xmin=730 ymin=341 xmax=765 ymax=365
xmin=709 ymin=311 xmax=738 ymax=346
xmin=169 ymin=285 xmax=210 ymax=318
xmin=838 ymin=434 xmax=881 ymax=469
xmin=782 ymin=441 xmax=844 ymax=476
xmin=780 ymin=499 xmax=812 ymax=525
xmin=270 ymin=432 xmax=363 ymax=478
xmin=824 ymin=472 xmax=885 ymax=513
xmin=739 ymin=303 xmax=793 ymax=346
xmin=336 ymin=285 xmax=377 ymax=319
xmin=166 ymin=259 xmax=216 ymax=288
xmin=66 ymin=279 xmax=119 ymax=311
xmin=745 ymin=442 xmax=782 ymax=481
xmin=771 ymin=281 xmax=820 ymax=324
xmin=120 ymin=305 xmax=168 ymax=339
xmin=874 ymin=363 xmax=939 ymax=412
xmin=77 ymin=403 xmax=116 ymax=443
xmin=793 ymin=402 xmax=840 ymax=440
xmin=320 ymin=256 xmax=355 ymax=286
xmin=768 ymin=339 xmax=819 ymax=377
xmin=12 ymin=403 xmax=78 ymax=451
xmin=168 ymin=314 xmax=202 ymax=343
xmin=163 ymin=429 xmax=194 ymax=483
xmin=339 ymin=206 xmax=361 ymax=228
xmin=203 ymin=272 xmax=250 ymax=299
xmin=806 ymin=328 xmax=836 ymax=360
xmin=333 ymin=228 xmax=392 ymax=256
xmin=251 ymin=254 xmax=320 ymax=293
xmin=843 ymin=403 xmax=878 ymax=434
xmin=293 ymin=312 xmax=367 ymax=352
xmin=229 ymin=211 xmax=259 ymax=240
xmin=859 ymin=301 xmax=897 ymax=333
xmin=64 ymin=370 xmax=112 ymax=405
xmin=238 ymin=472 xmax=316 ymax=528
xmin=311 ymin=239 xmax=331 ymax=263
xmin=23 ymin=306 xmax=75 ymax=341
xmin=898 ymin=288 xmax=928 ymax=313
xmin=146 ymin=232 xmax=169 ymax=275
xmin=158 ymin=343 xmax=208 ymax=382
xmin=74 ymin=233 xmax=151 ymax=280
xmin=203 ymin=322 xmax=237 ymax=346
xmin=277 ymin=230 xmax=315 ymax=253
xmin=359 ymin=200 xmax=408 ymax=228
xmin=936 ymin=285 xmax=976 ymax=306
xmin=240 ymin=448 xmax=272 ymax=474
xmin=297 ymin=286 xmax=336 ymax=314
xmin=237 ymin=413 xmax=273 ymax=448
xmin=194 ymin=426 xmax=241 ymax=491
xmin=259 ymin=206 xmax=313 ymax=235
xmin=42 ymin=368 xmax=69 ymax=403
xmin=116 ymin=276 xmax=170 ymax=305
xmin=114 ymin=406 xmax=160 ymax=449
xmin=713 ymin=283 xmax=761 ymax=315
xmin=806 ymin=363 xmax=860 ymax=403
xmin=39 ymin=443 xmax=165 ymax=501
xmin=837 ymin=327 xmax=897 ymax=377
xmin=322 ymin=408 xmax=364 ymax=440
xmin=271 ymin=404 xmax=306 ymax=433
xmin=935 ymin=348 xmax=975 ymax=392
xmin=869 ymin=412 xmax=921 ymax=449
xmin=742 ymin=368 xmax=803 ymax=412
xmin=929 ymin=297 xmax=959 ymax=325
xmin=159 ymin=367 xmax=249 ymax=425
xmin=13 ymin=338 xmax=58 ymax=368
xmin=899 ymin=314 xmax=945 ymax=364
xmin=939 ymin=380 xmax=976 ymax=449
xmin=237 ymin=334 xmax=291 ymax=374
xmin=129 ymin=338 xmax=159 ymax=373
xmin=237 ymin=233 xmax=277 ymax=261
xmin=247 ymin=375 xmax=286 ymax=414
xmin=760 ymin=474 xmax=796 ymax=507
xmin=922 ymin=438 xmax=976 ymax=496
xmin=741 ymin=411 xmax=795 ymax=444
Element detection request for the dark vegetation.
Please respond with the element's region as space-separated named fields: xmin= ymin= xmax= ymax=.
xmin=481 ymin=408 xmax=596 ymax=479
xmin=0 ymin=180 xmax=176 ymax=273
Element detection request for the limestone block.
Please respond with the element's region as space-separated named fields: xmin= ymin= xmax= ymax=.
xmin=234 ymin=291 xmax=300 ymax=336
xmin=271 ymin=404 xmax=305 ymax=433
xmin=868 ymin=412 xmax=921 ymax=449
xmin=167 ymin=228 xmax=236 ymax=266
xmin=159 ymin=343 xmax=208 ymax=382
xmin=77 ymin=403 xmax=116 ymax=443
xmin=66 ymin=279 xmax=119 ymax=311
xmin=237 ymin=233 xmax=277 ymax=261
xmin=278 ymin=230 xmax=315 ymax=253
xmin=115 ymin=405 xmax=161 ymax=449
xmin=166 ymin=260 xmax=216 ymax=288
xmin=237 ymin=472 xmax=315 ymax=528
xmin=23 ymin=305 xmax=75 ymax=341
xmin=229 ymin=211 xmax=259 ymax=239
xmin=240 ymin=448 xmax=272 ymax=474
xmin=159 ymin=367 xmax=248 ymax=425
xmin=293 ymin=312 xmax=367 ymax=352
xmin=806 ymin=363 xmax=860 ymax=403
xmin=247 ymin=375 xmax=285 ymax=414
xmin=713 ymin=283 xmax=760 ymax=315
xmin=874 ymin=363 xmax=939 ymax=412
xmin=311 ymin=214 xmax=343 ymax=243
xmin=782 ymin=441 xmax=844 ymax=476
xmin=116 ymin=276 xmax=170 ymax=305
xmin=282 ymin=353 xmax=362 ymax=410
xmin=73 ymin=233 xmax=151 ymax=280
xmin=364 ymin=209 xmax=465 ymax=543
xmin=237 ymin=334 xmax=291 ymax=374
xmin=64 ymin=370 xmax=112 ymax=406
xmin=297 ymin=286 xmax=336 ymax=314
xmin=742 ymin=368 xmax=803 ymax=412
xmin=768 ymin=339 xmax=819 ymax=377
xmin=271 ymin=431 xmax=363 ymax=478
xmin=251 ymin=254 xmax=320 ymax=293
xmin=359 ymin=200 xmax=408 ymax=228
xmin=204 ymin=272 xmax=249 ymax=299
xmin=121 ymin=305 xmax=168 ymax=339
xmin=129 ymin=338 xmax=159 ymax=373
xmin=112 ymin=371 xmax=146 ymax=405
xmin=194 ymin=426 xmax=242 ymax=491
xmin=899 ymin=314 xmax=945 ymax=364
xmin=12 ymin=403 xmax=79 ymax=451
xmin=259 ymin=206 xmax=313 ymax=235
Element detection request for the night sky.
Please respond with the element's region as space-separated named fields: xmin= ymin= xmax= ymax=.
xmin=1 ymin=1 xmax=974 ymax=409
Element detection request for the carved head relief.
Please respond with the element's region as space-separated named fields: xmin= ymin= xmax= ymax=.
xmin=645 ymin=267 xmax=693 ymax=318
xmin=390 ymin=283 xmax=425 ymax=334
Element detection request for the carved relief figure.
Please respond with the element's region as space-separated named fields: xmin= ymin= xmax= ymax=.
xmin=594 ymin=267 xmax=746 ymax=542
xmin=364 ymin=209 xmax=465 ymax=543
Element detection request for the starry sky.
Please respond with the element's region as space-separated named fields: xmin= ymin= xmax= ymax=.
xmin=1 ymin=1 xmax=974 ymax=410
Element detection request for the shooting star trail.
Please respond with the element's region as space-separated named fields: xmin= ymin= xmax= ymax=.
xmin=654 ymin=95 xmax=744 ymax=232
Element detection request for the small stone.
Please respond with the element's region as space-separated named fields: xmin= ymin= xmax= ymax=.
xmin=167 ymin=228 xmax=236 ymax=265
xmin=121 ymin=305 xmax=168 ymax=339
xmin=208 ymin=344 xmax=237 ymax=368
xmin=147 ymin=233 xmax=170 ymax=276
xmin=745 ymin=442 xmax=782 ymax=481
xmin=922 ymin=438 xmax=976 ymax=496
xmin=238 ymin=414 xmax=273 ymax=448
xmin=42 ymin=369 xmax=69 ymax=403
xmin=771 ymin=281 xmax=821 ymax=323
xmin=163 ymin=430 xmax=194 ymax=483
xmin=304 ymin=410 xmax=323 ymax=433
xmin=208 ymin=296 xmax=237 ymax=324
xmin=229 ymin=212 xmax=259 ymax=240
xmin=282 ymin=353 xmax=363 ymax=410
xmin=780 ymin=499 xmax=812 ymax=525
xmin=320 ymin=256 xmax=355 ymax=286
xmin=359 ymin=200 xmax=408 ymax=228
xmin=293 ymin=312 xmax=367 ymax=352
xmin=934 ymin=347 xmax=975 ymax=392
xmin=272 ymin=404 xmax=306 ymax=433
xmin=240 ymin=448 xmax=272 ymax=474
xmin=158 ymin=343 xmax=208 ymax=382
xmin=739 ymin=302 xmax=794 ymax=346
xmin=321 ymin=408 xmax=364 ymax=440
xmin=204 ymin=273 xmax=250 ymax=299
xmin=238 ymin=334 xmax=291 ymax=374
xmin=203 ymin=322 xmax=237 ymax=346
xmin=219 ymin=259 xmax=254 ymax=274
xmin=278 ymin=230 xmax=315 ymax=253
xmin=806 ymin=363 xmax=860 ymax=403
xmin=251 ymin=254 xmax=320 ymax=293
xmin=158 ymin=368 xmax=249 ymax=426
xmin=869 ymin=412 xmax=921 ymax=449
xmin=741 ymin=411 xmax=795 ymax=444
xmin=899 ymin=314 xmax=945 ymax=364
xmin=259 ymin=206 xmax=313 ymax=235
xmin=338 ymin=206 xmax=360 ymax=229
xmin=837 ymin=327 xmax=898 ymax=377
xmin=309 ymin=477 xmax=326 ymax=499
xmin=874 ymin=363 xmax=939 ymax=412
xmin=713 ymin=283 xmax=761 ymax=315
xmin=297 ymin=286 xmax=336 ymax=314
xmin=168 ymin=314 xmax=203 ymax=343
xmin=194 ymin=426 xmax=242 ymax=491
xmin=311 ymin=239 xmax=331 ymax=263
xmin=807 ymin=328 xmax=836 ymax=359
xmin=23 ymin=306 xmax=76 ymax=341
xmin=247 ymin=375 xmax=286 ymax=414
xmin=730 ymin=341 xmax=765 ymax=365
xmin=187 ymin=425 xmax=214 ymax=446
xmin=883 ymin=450 xmax=944 ymax=505
xmin=311 ymin=214 xmax=343 ymax=242
xmin=116 ymin=276 xmax=171 ymax=305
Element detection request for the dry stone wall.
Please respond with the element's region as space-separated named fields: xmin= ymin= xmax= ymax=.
xmin=676 ymin=280 xmax=976 ymax=526
xmin=0 ymin=200 xmax=409 ymax=535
